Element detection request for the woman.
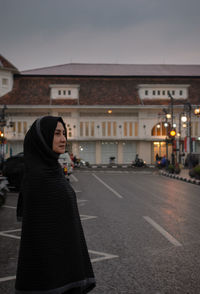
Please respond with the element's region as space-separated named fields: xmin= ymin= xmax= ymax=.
xmin=15 ymin=116 xmax=96 ymax=294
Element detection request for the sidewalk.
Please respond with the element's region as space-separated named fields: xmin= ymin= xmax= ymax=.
xmin=160 ymin=168 xmax=200 ymax=186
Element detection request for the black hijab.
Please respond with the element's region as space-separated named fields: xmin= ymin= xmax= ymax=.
xmin=24 ymin=116 xmax=67 ymax=168
xmin=15 ymin=116 xmax=96 ymax=294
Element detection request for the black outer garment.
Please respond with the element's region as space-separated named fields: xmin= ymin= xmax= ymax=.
xmin=15 ymin=116 xmax=96 ymax=294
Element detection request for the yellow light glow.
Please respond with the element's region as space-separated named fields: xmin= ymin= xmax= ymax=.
xmin=170 ymin=130 xmax=176 ymax=137
xmin=194 ymin=108 xmax=200 ymax=115
xmin=108 ymin=110 xmax=112 ymax=114
xmin=166 ymin=113 xmax=171 ymax=119
xmin=181 ymin=115 xmax=187 ymax=122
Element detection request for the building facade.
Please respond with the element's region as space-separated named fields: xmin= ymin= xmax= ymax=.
xmin=0 ymin=58 xmax=200 ymax=164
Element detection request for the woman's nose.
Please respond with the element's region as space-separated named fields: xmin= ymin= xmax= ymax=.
xmin=61 ymin=134 xmax=66 ymax=142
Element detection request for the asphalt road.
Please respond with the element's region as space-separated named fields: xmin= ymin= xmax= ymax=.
xmin=1 ymin=170 xmax=200 ymax=294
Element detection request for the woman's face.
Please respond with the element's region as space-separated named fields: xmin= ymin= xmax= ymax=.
xmin=52 ymin=122 xmax=67 ymax=154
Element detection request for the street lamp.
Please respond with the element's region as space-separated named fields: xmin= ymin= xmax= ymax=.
xmin=194 ymin=106 xmax=200 ymax=116
xmin=181 ymin=114 xmax=187 ymax=122
xmin=182 ymin=102 xmax=192 ymax=168
xmin=0 ymin=105 xmax=8 ymax=160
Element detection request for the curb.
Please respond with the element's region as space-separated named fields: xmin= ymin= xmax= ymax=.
xmin=160 ymin=171 xmax=200 ymax=186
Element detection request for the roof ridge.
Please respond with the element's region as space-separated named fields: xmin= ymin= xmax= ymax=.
xmin=0 ymin=54 xmax=19 ymax=72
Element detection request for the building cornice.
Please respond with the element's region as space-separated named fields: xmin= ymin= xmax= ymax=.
xmin=1 ymin=104 xmax=197 ymax=110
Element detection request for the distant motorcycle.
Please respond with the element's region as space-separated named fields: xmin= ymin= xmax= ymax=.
xmin=0 ymin=176 xmax=9 ymax=207
xmin=132 ymin=157 xmax=146 ymax=167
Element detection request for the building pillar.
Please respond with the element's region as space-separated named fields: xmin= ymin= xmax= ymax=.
xmin=138 ymin=141 xmax=152 ymax=164
xmin=96 ymin=141 xmax=101 ymax=164
xmin=118 ymin=142 xmax=123 ymax=164
xmin=72 ymin=142 xmax=79 ymax=158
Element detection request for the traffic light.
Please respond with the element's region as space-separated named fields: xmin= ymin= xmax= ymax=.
xmin=168 ymin=128 xmax=176 ymax=139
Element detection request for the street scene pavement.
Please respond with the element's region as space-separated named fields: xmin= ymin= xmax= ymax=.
xmin=1 ymin=169 xmax=200 ymax=293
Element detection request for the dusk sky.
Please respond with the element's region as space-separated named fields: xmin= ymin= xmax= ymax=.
xmin=1 ymin=0 xmax=200 ymax=71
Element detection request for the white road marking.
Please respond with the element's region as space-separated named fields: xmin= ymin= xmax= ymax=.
xmin=0 ymin=228 xmax=21 ymax=240
xmin=0 ymin=275 xmax=16 ymax=282
xmin=3 ymin=205 xmax=16 ymax=209
xmin=77 ymin=199 xmax=88 ymax=206
xmin=70 ymin=174 xmax=78 ymax=182
xmin=92 ymin=173 xmax=123 ymax=199
xmin=89 ymin=250 xmax=118 ymax=263
xmin=0 ymin=249 xmax=118 ymax=284
xmin=143 ymin=216 xmax=182 ymax=247
xmin=77 ymin=199 xmax=88 ymax=203
xmin=2 ymin=229 xmax=21 ymax=233
xmin=80 ymin=215 xmax=97 ymax=221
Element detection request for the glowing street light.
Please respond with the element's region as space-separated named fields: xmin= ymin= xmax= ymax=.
xmin=166 ymin=113 xmax=171 ymax=119
xmin=181 ymin=114 xmax=187 ymax=122
xmin=194 ymin=107 xmax=200 ymax=116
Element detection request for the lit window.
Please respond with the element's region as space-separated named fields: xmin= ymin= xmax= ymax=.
xmin=85 ymin=122 xmax=89 ymax=136
xmin=23 ymin=122 xmax=27 ymax=134
xmin=102 ymin=122 xmax=106 ymax=136
xmin=18 ymin=122 xmax=22 ymax=133
xmin=91 ymin=122 xmax=94 ymax=136
xmin=135 ymin=122 xmax=138 ymax=136
xmin=129 ymin=122 xmax=133 ymax=136
xmin=124 ymin=122 xmax=127 ymax=136
xmin=107 ymin=122 xmax=111 ymax=136
xmin=80 ymin=122 xmax=83 ymax=136
xmin=113 ymin=122 xmax=117 ymax=136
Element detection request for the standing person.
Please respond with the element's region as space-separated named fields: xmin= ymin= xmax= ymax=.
xmin=15 ymin=116 xmax=95 ymax=294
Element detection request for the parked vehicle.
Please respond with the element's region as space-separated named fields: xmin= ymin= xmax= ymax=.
xmin=2 ymin=152 xmax=24 ymax=191
xmin=0 ymin=176 xmax=9 ymax=207
xmin=58 ymin=152 xmax=74 ymax=176
xmin=132 ymin=154 xmax=146 ymax=167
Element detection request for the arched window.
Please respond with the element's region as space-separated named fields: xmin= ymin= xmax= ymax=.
xmin=151 ymin=122 xmax=170 ymax=136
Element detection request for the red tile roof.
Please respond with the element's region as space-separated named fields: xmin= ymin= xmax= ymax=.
xmin=1 ymin=75 xmax=200 ymax=106
xmin=21 ymin=63 xmax=200 ymax=77
xmin=0 ymin=55 xmax=19 ymax=72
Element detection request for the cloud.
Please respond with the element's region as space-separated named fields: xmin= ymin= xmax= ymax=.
xmin=1 ymin=0 xmax=200 ymax=69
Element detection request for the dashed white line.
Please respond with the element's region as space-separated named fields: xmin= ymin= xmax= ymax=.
xmin=143 ymin=216 xmax=182 ymax=247
xmin=80 ymin=215 xmax=97 ymax=221
xmin=0 ymin=275 xmax=16 ymax=282
xmin=89 ymin=250 xmax=118 ymax=263
xmin=70 ymin=174 xmax=78 ymax=182
xmin=3 ymin=205 xmax=16 ymax=209
xmin=92 ymin=173 xmax=123 ymax=199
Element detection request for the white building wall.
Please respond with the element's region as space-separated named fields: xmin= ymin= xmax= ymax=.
xmin=0 ymin=70 xmax=13 ymax=97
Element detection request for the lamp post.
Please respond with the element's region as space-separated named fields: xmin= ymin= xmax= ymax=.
xmin=182 ymin=102 xmax=192 ymax=168
xmin=168 ymin=93 xmax=177 ymax=164
xmin=0 ymin=105 xmax=7 ymax=161
xmin=194 ymin=106 xmax=200 ymax=116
